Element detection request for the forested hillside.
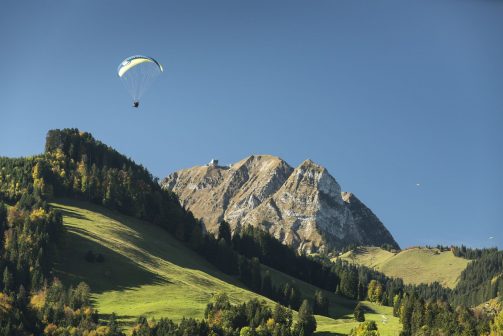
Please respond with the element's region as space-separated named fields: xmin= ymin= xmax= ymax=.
xmin=0 ymin=184 xmax=104 ymax=334
xmin=337 ymin=246 xmax=503 ymax=308
xmin=0 ymin=128 xmax=502 ymax=335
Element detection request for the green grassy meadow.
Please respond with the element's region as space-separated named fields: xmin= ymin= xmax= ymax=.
xmin=336 ymin=246 xmax=470 ymax=288
xmin=52 ymin=200 xmax=401 ymax=335
xmin=316 ymin=302 xmax=401 ymax=336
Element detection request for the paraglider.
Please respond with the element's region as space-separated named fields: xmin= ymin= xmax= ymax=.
xmin=117 ymin=55 xmax=163 ymax=107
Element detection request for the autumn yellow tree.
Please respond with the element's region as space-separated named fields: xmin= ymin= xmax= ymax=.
xmin=490 ymin=310 xmax=503 ymax=336
xmin=367 ymin=280 xmax=383 ymax=304
xmin=32 ymin=160 xmax=54 ymax=198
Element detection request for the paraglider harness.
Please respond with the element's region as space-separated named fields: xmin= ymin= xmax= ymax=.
xmin=133 ymin=101 xmax=139 ymax=108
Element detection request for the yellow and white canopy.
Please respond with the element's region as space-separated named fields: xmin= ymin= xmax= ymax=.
xmin=117 ymin=55 xmax=163 ymax=103
xmin=117 ymin=55 xmax=163 ymax=77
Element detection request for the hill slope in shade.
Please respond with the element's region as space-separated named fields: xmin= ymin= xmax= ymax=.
xmin=336 ymin=246 xmax=470 ymax=288
xmin=162 ymin=155 xmax=398 ymax=253
xmin=52 ymin=199 xmax=401 ymax=335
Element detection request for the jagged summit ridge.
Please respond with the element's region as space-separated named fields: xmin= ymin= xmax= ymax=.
xmin=162 ymin=155 xmax=399 ymax=253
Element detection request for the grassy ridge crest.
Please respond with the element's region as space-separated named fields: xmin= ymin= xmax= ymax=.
xmin=336 ymin=246 xmax=470 ymax=288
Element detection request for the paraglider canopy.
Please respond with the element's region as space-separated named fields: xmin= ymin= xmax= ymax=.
xmin=117 ymin=55 xmax=163 ymax=106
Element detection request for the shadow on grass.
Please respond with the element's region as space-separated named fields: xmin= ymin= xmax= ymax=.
xmin=329 ymin=295 xmax=356 ymax=317
xmin=56 ymin=207 xmax=90 ymax=221
xmin=99 ymin=312 xmax=138 ymax=327
xmin=360 ymin=303 xmax=379 ymax=314
xmin=54 ymin=199 xmax=247 ymax=284
xmin=353 ymin=246 xmax=368 ymax=254
xmin=53 ymin=219 xmax=168 ymax=294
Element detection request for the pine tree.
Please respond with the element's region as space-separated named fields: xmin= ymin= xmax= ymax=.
xmin=282 ymin=283 xmax=292 ymax=306
xmin=367 ymin=280 xmax=383 ymax=303
xmin=16 ymin=284 xmax=27 ymax=306
xmin=393 ymin=294 xmax=402 ymax=317
xmin=2 ymin=267 xmax=13 ymax=292
xmin=357 ymin=281 xmax=366 ymax=301
xmin=71 ymin=282 xmax=90 ymax=309
xmin=423 ymin=302 xmax=435 ymax=329
xmin=273 ymin=303 xmax=293 ymax=328
xmin=400 ymin=294 xmax=415 ymax=335
xmin=262 ymin=270 xmax=272 ymax=297
xmin=295 ymin=300 xmax=316 ymax=336
xmin=0 ymin=202 xmax=6 ymax=251
xmin=218 ymin=221 xmax=232 ymax=245
xmin=250 ymin=257 xmax=262 ymax=291
xmin=340 ymin=269 xmax=358 ymax=299
xmin=189 ymin=224 xmax=203 ymax=251
xmin=410 ymin=298 xmax=424 ymax=334
xmin=354 ymin=303 xmax=365 ymax=322
xmin=314 ymin=290 xmax=329 ymax=315
xmin=289 ymin=285 xmax=301 ymax=308
xmin=108 ymin=313 xmax=124 ymax=336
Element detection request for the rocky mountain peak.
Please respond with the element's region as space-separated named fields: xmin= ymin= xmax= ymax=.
xmin=341 ymin=191 xmax=353 ymax=203
xmin=162 ymin=156 xmax=399 ymax=253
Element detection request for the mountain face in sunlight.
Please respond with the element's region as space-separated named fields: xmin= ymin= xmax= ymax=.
xmin=162 ymin=155 xmax=399 ymax=253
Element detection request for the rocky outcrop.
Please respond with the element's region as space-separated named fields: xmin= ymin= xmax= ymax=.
xmin=162 ymin=155 xmax=399 ymax=253
xmin=341 ymin=192 xmax=397 ymax=248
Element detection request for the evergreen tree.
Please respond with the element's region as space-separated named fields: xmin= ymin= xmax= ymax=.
xmin=295 ymin=300 xmax=316 ymax=336
xmin=107 ymin=313 xmax=125 ymax=336
xmin=400 ymin=294 xmax=414 ymax=336
xmin=250 ymin=257 xmax=262 ymax=291
xmin=272 ymin=303 xmax=293 ymax=329
xmin=238 ymin=256 xmax=252 ymax=287
xmin=367 ymin=280 xmax=383 ymax=303
xmin=218 ymin=221 xmax=232 ymax=245
xmin=0 ymin=202 xmax=6 ymax=251
xmin=314 ymin=290 xmax=329 ymax=315
xmin=410 ymin=298 xmax=424 ymax=334
xmin=189 ymin=223 xmax=203 ymax=251
xmin=2 ymin=267 xmax=13 ymax=292
xmin=354 ymin=303 xmax=365 ymax=322
xmin=289 ymin=285 xmax=301 ymax=309
xmin=357 ymin=281 xmax=366 ymax=301
xmin=262 ymin=271 xmax=273 ymax=297
xmin=216 ymin=238 xmax=238 ymax=274
xmin=456 ymin=305 xmax=476 ymax=336
xmin=392 ymin=294 xmax=401 ymax=317
xmin=423 ymin=302 xmax=435 ymax=329
xmin=16 ymin=285 xmax=27 ymax=307
xmin=70 ymin=282 xmax=91 ymax=309
xmin=340 ymin=269 xmax=358 ymax=299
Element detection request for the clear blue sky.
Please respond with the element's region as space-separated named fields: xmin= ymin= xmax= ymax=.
xmin=1 ymin=0 xmax=502 ymax=249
